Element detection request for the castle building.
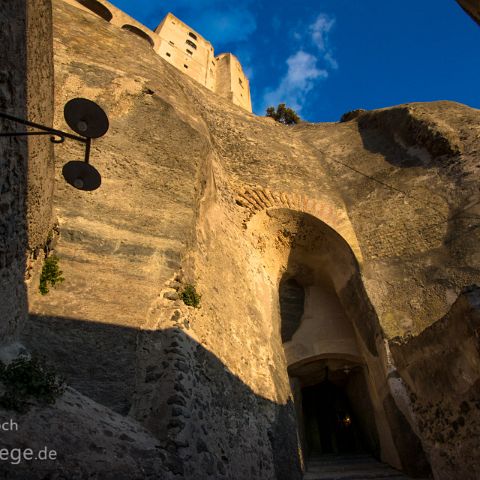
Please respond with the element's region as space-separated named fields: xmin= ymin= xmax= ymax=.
xmin=64 ymin=0 xmax=252 ymax=112
xmin=155 ymin=13 xmax=217 ymax=92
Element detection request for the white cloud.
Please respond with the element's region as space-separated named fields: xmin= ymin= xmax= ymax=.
xmin=309 ymin=13 xmax=335 ymax=52
xmin=324 ymin=52 xmax=338 ymax=70
xmin=261 ymin=13 xmax=338 ymax=114
xmin=263 ymin=51 xmax=328 ymax=112
xmin=309 ymin=14 xmax=338 ymax=70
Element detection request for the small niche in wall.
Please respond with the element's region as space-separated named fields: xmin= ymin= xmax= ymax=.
xmin=121 ymin=25 xmax=155 ymax=47
xmin=76 ymin=0 xmax=113 ymax=22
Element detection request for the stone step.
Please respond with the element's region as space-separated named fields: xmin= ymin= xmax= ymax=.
xmin=307 ymin=461 xmax=397 ymax=470
xmin=304 ymin=455 xmax=411 ymax=480
xmin=304 ymin=471 xmax=407 ymax=480
xmin=308 ymin=456 xmax=378 ymax=465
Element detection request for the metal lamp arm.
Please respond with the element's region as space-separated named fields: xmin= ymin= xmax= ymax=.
xmin=0 ymin=111 xmax=91 ymax=161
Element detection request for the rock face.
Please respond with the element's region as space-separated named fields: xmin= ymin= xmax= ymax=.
xmin=0 ymin=0 xmax=55 ymax=345
xmin=0 ymin=387 xmax=174 ymax=480
xmin=457 ymin=0 xmax=480 ymax=25
xmin=3 ymin=0 xmax=479 ymax=479
xmin=391 ymin=285 xmax=480 ymax=480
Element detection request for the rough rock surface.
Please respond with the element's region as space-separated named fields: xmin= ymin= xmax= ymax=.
xmin=0 ymin=388 xmax=173 ymax=479
xmin=0 ymin=0 xmax=55 ymax=345
xmin=457 ymin=0 xmax=480 ymax=25
xmin=391 ymin=285 xmax=480 ymax=480
xmin=10 ymin=0 xmax=480 ymax=478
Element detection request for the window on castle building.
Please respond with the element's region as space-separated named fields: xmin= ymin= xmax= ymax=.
xmin=166 ymin=52 xmax=171 ymax=57
xmin=186 ymin=49 xmax=193 ymax=56
xmin=239 ymin=78 xmax=243 ymax=88
xmin=184 ymin=64 xmax=189 ymax=69
xmin=186 ymin=39 xmax=197 ymax=49
xmin=188 ymin=32 xmax=198 ymax=41
xmin=169 ymin=40 xmax=174 ymax=46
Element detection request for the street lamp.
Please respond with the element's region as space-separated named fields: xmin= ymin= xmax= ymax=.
xmin=0 ymin=98 xmax=109 ymax=191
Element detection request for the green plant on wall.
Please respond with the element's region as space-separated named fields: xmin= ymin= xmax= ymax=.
xmin=181 ymin=284 xmax=201 ymax=308
xmin=0 ymin=357 xmax=65 ymax=413
xmin=39 ymin=255 xmax=64 ymax=295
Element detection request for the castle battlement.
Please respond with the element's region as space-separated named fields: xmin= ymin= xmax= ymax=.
xmin=63 ymin=0 xmax=252 ymax=112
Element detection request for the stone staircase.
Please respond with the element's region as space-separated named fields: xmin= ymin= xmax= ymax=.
xmin=303 ymin=454 xmax=412 ymax=480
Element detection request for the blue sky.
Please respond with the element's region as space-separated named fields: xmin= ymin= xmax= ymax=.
xmin=112 ymin=0 xmax=480 ymax=122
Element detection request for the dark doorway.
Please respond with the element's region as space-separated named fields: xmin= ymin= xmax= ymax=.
xmin=302 ymin=376 xmax=367 ymax=456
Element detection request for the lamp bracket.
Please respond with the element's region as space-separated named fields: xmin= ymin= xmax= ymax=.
xmin=0 ymin=112 xmax=92 ymax=163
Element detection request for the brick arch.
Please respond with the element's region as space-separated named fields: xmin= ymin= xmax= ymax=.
xmin=76 ymin=0 xmax=113 ymax=22
xmin=235 ymin=186 xmax=363 ymax=262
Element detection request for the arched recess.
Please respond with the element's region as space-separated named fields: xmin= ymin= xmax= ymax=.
xmin=76 ymin=0 xmax=113 ymax=22
xmin=246 ymin=207 xmax=431 ymax=477
xmin=121 ymin=25 xmax=155 ymax=47
xmin=236 ymin=186 xmax=363 ymax=262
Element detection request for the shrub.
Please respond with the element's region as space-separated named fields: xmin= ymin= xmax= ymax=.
xmin=339 ymin=109 xmax=366 ymax=123
xmin=0 ymin=357 xmax=65 ymax=413
xmin=266 ymin=103 xmax=301 ymax=125
xmin=180 ymin=284 xmax=201 ymax=308
xmin=39 ymin=255 xmax=64 ymax=295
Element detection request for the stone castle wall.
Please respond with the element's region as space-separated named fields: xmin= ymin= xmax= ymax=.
xmin=155 ymin=13 xmax=216 ymax=92
xmin=62 ymin=0 xmax=252 ymax=112
xmin=215 ymin=53 xmax=252 ymax=113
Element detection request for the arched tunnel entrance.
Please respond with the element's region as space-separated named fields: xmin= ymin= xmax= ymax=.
xmin=280 ymin=269 xmax=381 ymax=462
xmin=279 ymin=269 xmax=379 ymax=458
xmin=302 ymin=372 xmax=362 ymax=456
xmin=254 ymin=208 xmax=432 ymax=477
xmin=290 ymin=360 xmax=380 ymax=459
